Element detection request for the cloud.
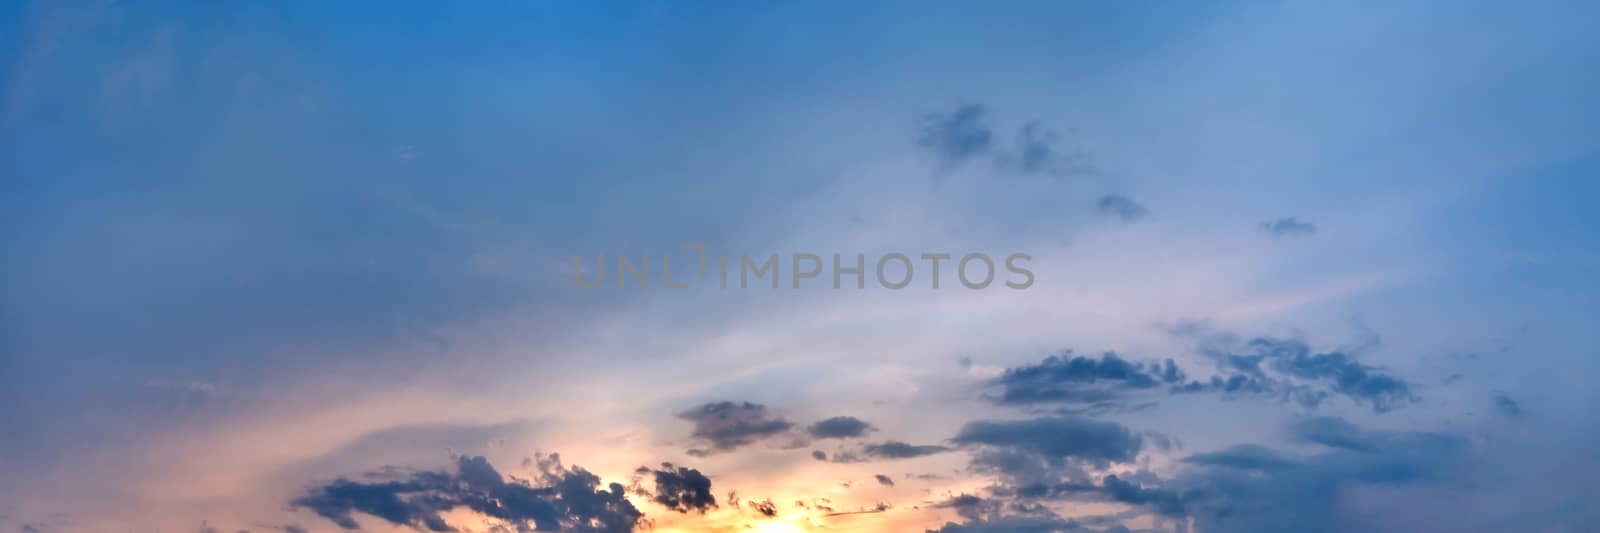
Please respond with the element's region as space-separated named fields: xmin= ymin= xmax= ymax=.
xmin=1248 ymin=338 xmax=1416 ymax=412
xmin=874 ymin=474 xmax=895 ymax=487
xmin=861 ymin=441 xmax=953 ymax=459
xmin=1492 ymin=391 xmax=1524 ymax=418
xmin=1288 ymin=416 xmax=1382 ymax=453
xmin=747 ymin=499 xmax=777 ymax=517
xmin=917 ymin=103 xmax=993 ymax=175
xmin=952 ymin=416 xmax=1474 ymax=533
xmin=807 ymin=416 xmax=876 ymax=439
xmin=988 ymin=351 xmax=1178 ymax=406
xmin=829 ymin=450 xmax=872 ymax=463
xmin=1170 ymin=423 xmax=1468 ymax=533
xmin=998 ymin=121 xmax=1094 ymax=177
xmin=1184 ymin=444 xmax=1301 ymax=471
xmin=1095 ymin=195 xmax=1149 ymax=221
xmin=640 ymin=463 xmax=717 ymax=514
xmin=952 ymin=416 xmax=1143 ymax=469
xmin=1164 ymin=335 xmax=1417 ymax=413
xmin=677 ymin=401 xmax=794 ymax=453
xmin=291 ymin=454 xmax=641 ymax=532
xmin=986 ymin=338 xmax=1417 ymax=417
xmin=927 ymin=495 xmax=1132 ymax=533
xmin=824 ymin=502 xmax=893 ymax=517
xmin=1260 ymin=217 xmax=1318 ymax=238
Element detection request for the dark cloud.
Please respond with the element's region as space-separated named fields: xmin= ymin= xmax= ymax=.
xmin=918 ymin=103 xmax=993 ymax=175
xmin=811 ymin=450 xmax=828 ymax=461
xmin=807 ymin=416 xmax=876 ymax=439
xmin=989 ymin=352 xmax=1178 ymax=406
xmin=747 ymin=499 xmax=777 ymax=517
xmin=1098 ymin=474 xmax=1185 ymax=517
xmin=1260 ymin=217 xmax=1318 ymax=238
xmin=989 ymin=338 xmax=1415 ymax=414
xmin=874 ymin=474 xmax=895 ymax=487
xmin=642 ymin=463 xmax=717 ymax=514
xmin=1095 ymin=195 xmax=1148 ymax=221
xmin=1249 ymin=338 xmax=1416 ymax=412
xmin=291 ymin=454 xmax=641 ymax=532
xmin=1183 ymin=336 xmax=1415 ymax=413
xmin=677 ymin=401 xmax=794 ymax=453
xmin=952 ymin=416 xmax=1143 ymax=469
xmin=936 ymin=494 xmax=995 ymax=521
xmin=862 ymin=441 xmax=953 ymax=459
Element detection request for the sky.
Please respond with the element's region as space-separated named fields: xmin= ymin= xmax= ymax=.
xmin=3 ymin=1 xmax=1599 ymax=532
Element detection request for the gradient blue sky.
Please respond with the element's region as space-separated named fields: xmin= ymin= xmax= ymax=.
xmin=3 ymin=2 xmax=1599 ymax=532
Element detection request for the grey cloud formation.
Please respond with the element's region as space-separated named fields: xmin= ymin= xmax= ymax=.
xmin=918 ymin=103 xmax=993 ymax=175
xmin=989 ymin=352 xmax=1179 ymax=406
xmin=807 ymin=416 xmax=876 ymax=439
xmin=640 ymin=463 xmax=717 ymax=514
xmin=958 ymin=416 xmax=1475 ymax=533
xmin=874 ymin=474 xmax=895 ymax=487
xmin=1096 ymin=195 xmax=1149 ymax=221
xmin=952 ymin=416 xmax=1143 ymax=470
xmin=1260 ymin=217 xmax=1318 ymax=238
xmin=291 ymin=454 xmax=640 ymax=532
xmin=989 ymin=338 xmax=1417 ymax=414
xmin=678 ymin=401 xmax=794 ymax=453
xmin=1226 ymin=338 xmax=1417 ymax=412
xmin=862 ymin=441 xmax=953 ymax=460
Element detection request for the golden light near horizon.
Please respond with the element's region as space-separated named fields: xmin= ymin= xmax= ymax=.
xmin=746 ymin=520 xmax=811 ymax=533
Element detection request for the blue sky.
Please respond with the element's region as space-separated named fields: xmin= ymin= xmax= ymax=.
xmin=3 ymin=2 xmax=1599 ymax=532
